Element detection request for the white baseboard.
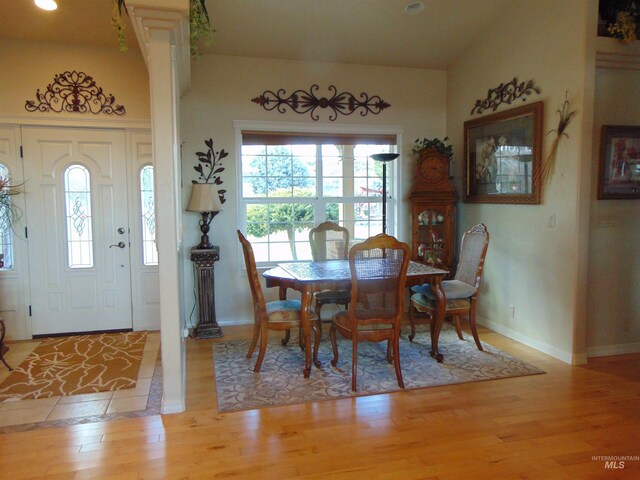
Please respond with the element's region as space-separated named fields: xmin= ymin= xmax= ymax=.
xmin=587 ymin=342 xmax=640 ymax=358
xmin=480 ymin=317 xmax=577 ymax=365
xmin=218 ymin=316 xmax=253 ymax=326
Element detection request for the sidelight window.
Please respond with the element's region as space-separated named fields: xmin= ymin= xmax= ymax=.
xmin=140 ymin=165 xmax=157 ymax=266
xmin=0 ymin=163 xmax=15 ymax=269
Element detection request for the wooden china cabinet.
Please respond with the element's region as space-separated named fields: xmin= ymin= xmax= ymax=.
xmin=409 ymin=148 xmax=458 ymax=271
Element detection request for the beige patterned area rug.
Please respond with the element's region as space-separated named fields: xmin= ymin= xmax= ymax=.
xmin=213 ymin=325 xmax=544 ymax=412
xmin=0 ymin=331 xmax=147 ymax=401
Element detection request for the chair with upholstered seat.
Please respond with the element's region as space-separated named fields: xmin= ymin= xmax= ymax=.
xmin=329 ymin=233 xmax=410 ymax=392
xmin=408 ymin=223 xmax=489 ymax=351
xmin=308 ymin=221 xmax=351 ymax=322
xmin=237 ymin=230 xmax=321 ymax=372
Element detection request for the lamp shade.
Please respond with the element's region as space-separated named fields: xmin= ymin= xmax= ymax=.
xmin=187 ymin=183 xmax=222 ymax=213
xmin=370 ymin=153 xmax=399 ymax=162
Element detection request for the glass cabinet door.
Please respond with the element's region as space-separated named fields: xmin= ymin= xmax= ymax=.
xmin=416 ymin=208 xmax=446 ymax=265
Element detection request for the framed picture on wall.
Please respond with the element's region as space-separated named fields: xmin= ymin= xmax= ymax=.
xmin=464 ymin=101 xmax=543 ymax=204
xmin=597 ymin=125 xmax=640 ymax=200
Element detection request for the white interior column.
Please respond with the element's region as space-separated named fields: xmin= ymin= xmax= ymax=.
xmin=128 ymin=2 xmax=190 ymax=414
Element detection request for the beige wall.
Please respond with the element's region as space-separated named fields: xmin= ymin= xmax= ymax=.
xmin=0 ymin=39 xmax=150 ymax=122
xmin=180 ymin=54 xmax=447 ymax=325
xmin=588 ymin=67 xmax=640 ymax=355
xmin=447 ymin=0 xmax=594 ymax=363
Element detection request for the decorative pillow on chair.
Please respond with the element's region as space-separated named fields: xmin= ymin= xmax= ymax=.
xmin=410 ymin=280 xmax=476 ymax=300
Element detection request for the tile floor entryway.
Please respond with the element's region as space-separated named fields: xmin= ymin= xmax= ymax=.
xmin=0 ymin=331 xmax=161 ymax=432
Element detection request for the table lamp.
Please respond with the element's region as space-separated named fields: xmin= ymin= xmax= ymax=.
xmin=187 ymin=183 xmax=222 ymax=249
xmin=370 ymin=153 xmax=399 ymax=234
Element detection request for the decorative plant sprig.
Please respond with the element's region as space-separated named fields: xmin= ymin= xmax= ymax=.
xmin=412 ymin=136 xmax=453 ymax=158
xmin=538 ymin=92 xmax=577 ymax=186
xmin=193 ymin=138 xmax=227 ymax=204
xmin=112 ymin=0 xmax=214 ymax=57
xmin=0 ymin=176 xmax=24 ymax=234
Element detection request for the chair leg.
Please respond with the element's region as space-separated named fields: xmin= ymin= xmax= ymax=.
xmin=246 ymin=320 xmax=260 ymax=359
xmin=253 ymin=323 xmax=269 ymax=372
xmin=453 ymin=315 xmax=464 ymax=340
xmin=386 ymin=339 xmax=393 ymax=363
xmin=468 ymin=309 xmax=483 ymax=351
xmin=329 ymin=323 xmax=339 ymax=366
xmin=408 ymin=304 xmax=417 ymax=341
xmin=351 ymin=337 xmax=358 ymax=392
xmin=312 ymin=320 xmax=322 ymax=368
xmin=393 ymin=332 xmax=404 ymax=389
xmin=281 ymin=329 xmax=291 ymax=346
xmin=0 ymin=354 xmax=11 ymax=371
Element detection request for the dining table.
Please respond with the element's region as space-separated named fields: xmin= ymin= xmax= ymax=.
xmin=263 ymin=259 xmax=449 ymax=378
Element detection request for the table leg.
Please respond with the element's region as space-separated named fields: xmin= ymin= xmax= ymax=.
xmin=300 ymin=287 xmax=313 ymax=378
xmin=430 ymin=276 xmax=446 ymax=363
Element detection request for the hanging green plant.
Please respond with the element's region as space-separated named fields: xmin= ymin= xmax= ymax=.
xmin=412 ymin=136 xmax=454 ymax=159
xmin=112 ymin=0 xmax=214 ymax=57
xmin=189 ymin=0 xmax=214 ymax=58
xmin=112 ymin=0 xmax=128 ymax=52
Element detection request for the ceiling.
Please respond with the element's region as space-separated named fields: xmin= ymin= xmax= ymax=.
xmin=1 ymin=0 xmax=511 ymax=69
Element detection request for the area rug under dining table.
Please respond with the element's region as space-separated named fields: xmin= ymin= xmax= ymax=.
xmin=212 ymin=325 xmax=544 ymax=412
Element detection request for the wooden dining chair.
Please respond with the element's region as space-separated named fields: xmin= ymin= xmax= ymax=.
xmin=237 ymin=230 xmax=321 ymax=373
xmin=329 ymin=233 xmax=410 ymax=392
xmin=0 ymin=317 xmax=12 ymax=370
xmin=308 ymin=221 xmax=351 ymax=322
xmin=408 ymin=223 xmax=490 ymax=351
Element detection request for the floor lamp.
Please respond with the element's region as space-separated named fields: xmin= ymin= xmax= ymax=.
xmin=370 ymin=153 xmax=399 ymax=234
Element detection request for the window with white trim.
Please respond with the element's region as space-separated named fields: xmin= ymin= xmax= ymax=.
xmin=64 ymin=164 xmax=93 ymax=268
xmin=239 ymin=131 xmax=397 ymax=265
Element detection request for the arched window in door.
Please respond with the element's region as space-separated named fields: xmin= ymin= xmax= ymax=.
xmin=140 ymin=165 xmax=157 ymax=265
xmin=0 ymin=163 xmax=16 ymax=269
xmin=64 ymin=164 xmax=93 ymax=268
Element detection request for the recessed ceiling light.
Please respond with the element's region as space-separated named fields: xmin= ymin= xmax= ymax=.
xmin=404 ymin=2 xmax=425 ymax=15
xmin=35 ymin=0 xmax=58 ymax=11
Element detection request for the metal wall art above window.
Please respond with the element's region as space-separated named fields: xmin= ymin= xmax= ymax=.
xmin=25 ymin=70 xmax=126 ymax=115
xmin=251 ymin=84 xmax=390 ymax=121
xmin=470 ymin=77 xmax=541 ymax=115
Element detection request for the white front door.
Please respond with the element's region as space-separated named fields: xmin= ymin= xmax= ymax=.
xmin=22 ymin=126 xmax=133 ymax=335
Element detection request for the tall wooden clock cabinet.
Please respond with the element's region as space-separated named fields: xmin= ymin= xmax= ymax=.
xmin=409 ymin=148 xmax=458 ymax=270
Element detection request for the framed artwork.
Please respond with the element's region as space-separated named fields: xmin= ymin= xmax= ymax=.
xmin=464 ymin=101 xmax=543 ymax=204
xmin=597 ymin=125 xmax=640 ymax=200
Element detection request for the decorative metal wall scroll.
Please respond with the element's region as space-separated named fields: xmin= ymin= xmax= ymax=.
xmin=251 ymin=84 xmax=390 ymax=121
xmin=470 ymin=77 xmax=540 ymax=115
xmin=25 ymin=71 xmax=126 ymax=115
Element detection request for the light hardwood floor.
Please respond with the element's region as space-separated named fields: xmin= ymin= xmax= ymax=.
xmin=0 ymin=323 xmax=638 ymax=479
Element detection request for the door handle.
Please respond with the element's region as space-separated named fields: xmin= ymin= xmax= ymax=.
xmin=109 ymin=242 xmax=126 ymax=249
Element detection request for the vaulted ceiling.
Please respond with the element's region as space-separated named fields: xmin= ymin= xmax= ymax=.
xmin=1 ymin=0 xmax=510 ymax=69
